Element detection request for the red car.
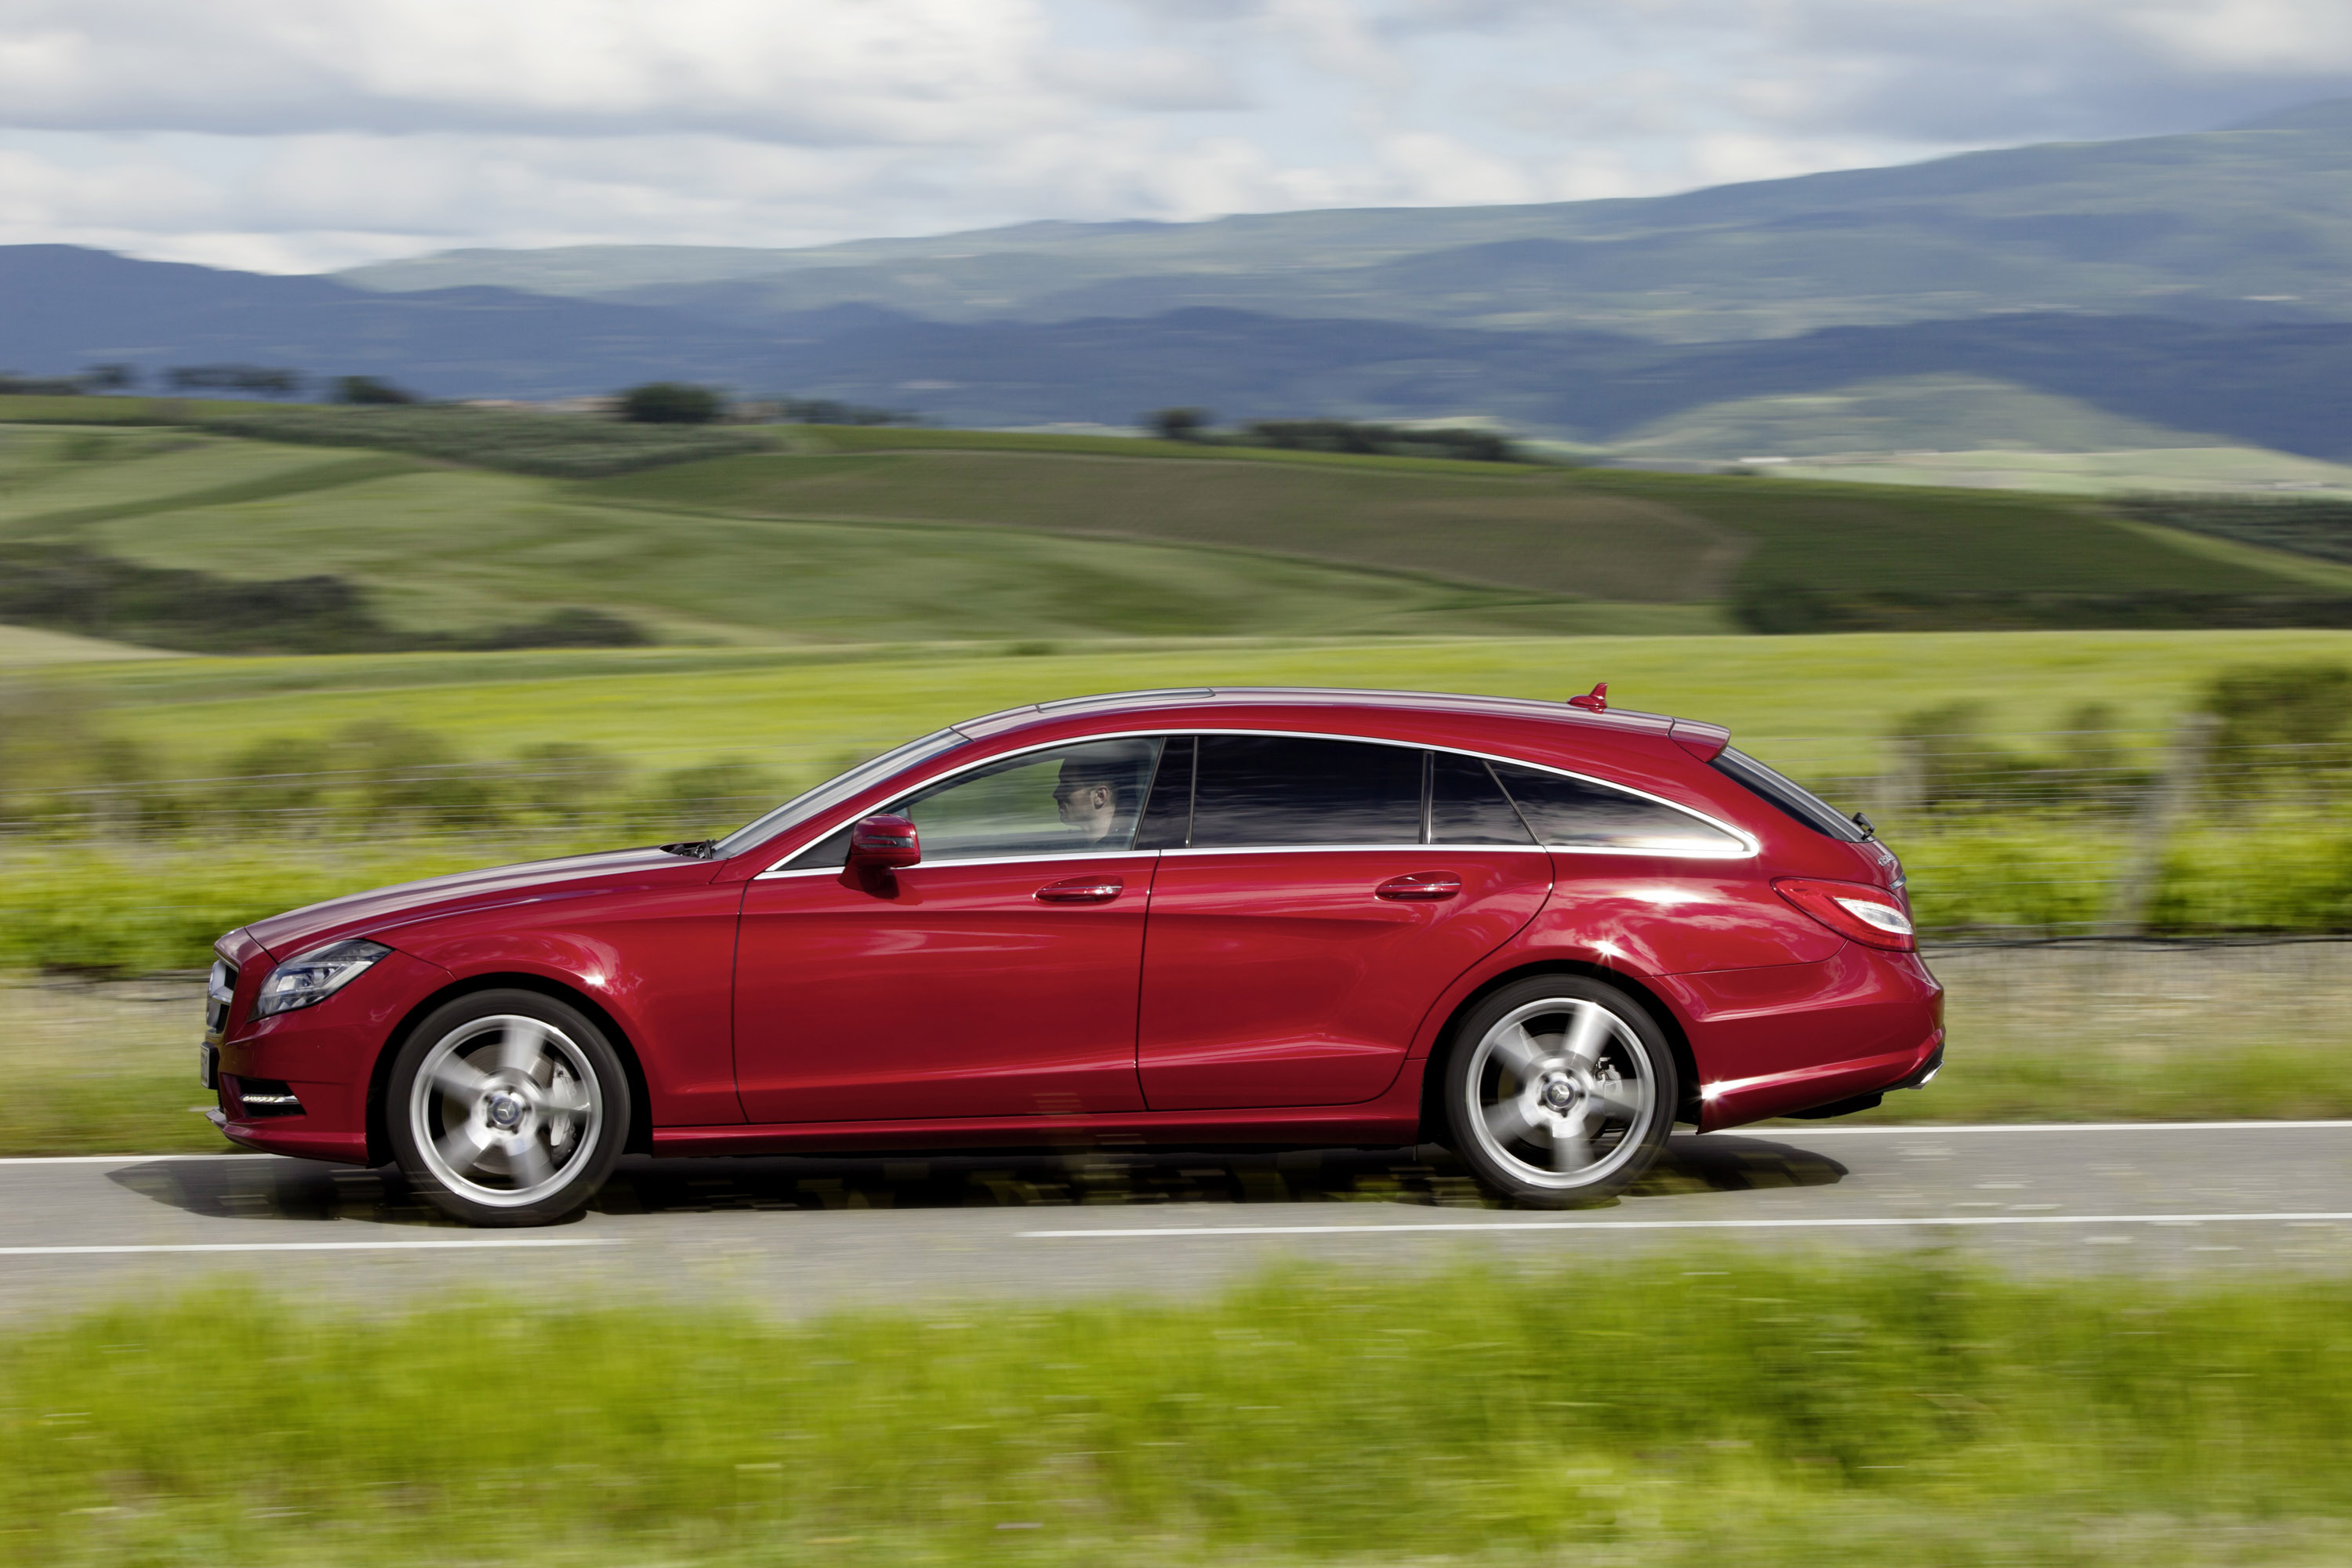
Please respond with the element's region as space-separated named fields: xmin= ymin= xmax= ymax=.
xmin=203 ymin=687 xmax=1942 ymax=1226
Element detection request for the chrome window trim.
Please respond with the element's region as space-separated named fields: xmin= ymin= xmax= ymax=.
xmin=755 ymin=725 xmax=1757 ymax=876
xmin=759 ymin=850 xmax=1165 ymax=880
xmin=1157 ymin=843 xmax=1549 ymax=858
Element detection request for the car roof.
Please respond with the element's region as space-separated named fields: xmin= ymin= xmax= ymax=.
xmin=953 ymin=686 xmax=1729 ymax=754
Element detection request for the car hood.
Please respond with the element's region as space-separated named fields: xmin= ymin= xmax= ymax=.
xmin=241 ymin=847 xmax=707 ymax=960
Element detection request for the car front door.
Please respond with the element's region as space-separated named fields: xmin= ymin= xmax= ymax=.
xmin=1134 ymin=736 xmax=1553 ymax=1111
xmin=733 ymin=737 xmax=1165 ymax=1123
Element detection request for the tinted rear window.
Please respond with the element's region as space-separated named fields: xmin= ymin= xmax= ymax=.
xmin=1710 ymin=747 xmax=1869 ymax=842
xmin=1491 ymin=761 xmax=1744 ymax=854
xmin=1189 ymin=735 xmax=1424 ymax=848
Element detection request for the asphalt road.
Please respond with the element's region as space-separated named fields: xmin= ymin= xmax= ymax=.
xmin=5 ymin=1123 xmax=2351 ymax=1320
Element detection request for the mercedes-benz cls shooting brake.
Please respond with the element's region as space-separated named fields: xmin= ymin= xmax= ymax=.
xmin=201 ymin=687 xmax=1943 ymax=1226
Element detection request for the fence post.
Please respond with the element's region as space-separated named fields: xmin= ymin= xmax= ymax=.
xmin=2104 ymin=712 xmax=2218 ymax=937
xmin=1875 ymin=735 xmax=1925 ymax=819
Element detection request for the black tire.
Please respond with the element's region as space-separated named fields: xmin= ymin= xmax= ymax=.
xmin=386 ymin=989 xmax=630 ymax=1228
xmin=1439 ymin=975 xmax=1677 ymax=1208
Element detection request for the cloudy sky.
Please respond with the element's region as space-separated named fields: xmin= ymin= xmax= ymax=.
xmin=1 ymin=0 xmax=2348 ymax=274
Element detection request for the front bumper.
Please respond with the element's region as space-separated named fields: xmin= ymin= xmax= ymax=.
xmin=210 ymin=947 xmax=451 ymax=1165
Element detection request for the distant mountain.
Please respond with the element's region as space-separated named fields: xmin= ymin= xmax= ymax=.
xmin=341 ymin=98 xmax=2352 ymax=342
xmin=0 ymin=245 xmax=818 ymax=399
xmin=692 ymin=307 xmax=2352 ymax=460
xmin=13 ymin=241 xmax=2352 ymax=456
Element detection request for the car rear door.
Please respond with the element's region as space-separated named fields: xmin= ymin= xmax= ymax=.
xmin=1134 ymin=735 xmax=1552 ymax=1111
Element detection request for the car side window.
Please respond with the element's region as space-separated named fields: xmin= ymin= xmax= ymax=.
xmin=1490 ymin=761 xmax=1744 ymax=854
xmin=1430 ymin=751 xmax=1536 ymax=845
xmin=1133 ymin=735 xmax=1195 ymax=851
xmin=1189 ymin=735 xmax=1424 ymax=848
xmin=800 ymin=738 xmax=1164 ymax=866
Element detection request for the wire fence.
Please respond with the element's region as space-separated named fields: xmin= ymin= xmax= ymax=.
xmin=5 ymin=725 xmax=2352 ymax=944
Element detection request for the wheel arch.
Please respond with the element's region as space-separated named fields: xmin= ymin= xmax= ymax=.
xmin=1416 ymin=959 xmax=1701 ymax=1142
xmin=365 ymin=973 xmax=656 ymax=1167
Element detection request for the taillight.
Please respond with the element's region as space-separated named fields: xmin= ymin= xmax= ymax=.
xmin=1774 ymin=877 xmax=1915 ymax=951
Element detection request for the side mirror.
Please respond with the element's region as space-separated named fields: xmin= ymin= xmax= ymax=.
xmin=848 ymin=814 xmax=920 ymax=869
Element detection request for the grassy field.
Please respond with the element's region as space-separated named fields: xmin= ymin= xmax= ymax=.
xmin=1 ymin=430 xmax=1624 ymax=646
xmin=585 ymin=445 xmax=1753 ymax=603
xmin=3 ymin=414 xmax=2343 ymax=653
xmin=33 ymin=627 xmax=2352 ymax=781
xmin=13 ymin=1260 xmax=2352 ymax=1566
xmin=603 ymin=426 xmax=2335 ymax=607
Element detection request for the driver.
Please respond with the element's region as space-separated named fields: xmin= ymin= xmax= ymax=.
xmin=1052 ymin=757 xmax=1134 ymax=845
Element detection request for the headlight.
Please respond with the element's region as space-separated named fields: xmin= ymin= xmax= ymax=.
xmin=254 ymin=939 xmax=392 ymax=1018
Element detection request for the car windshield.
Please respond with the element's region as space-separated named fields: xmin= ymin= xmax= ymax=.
xmin=709 ymin=729 xmax=970 ymax=860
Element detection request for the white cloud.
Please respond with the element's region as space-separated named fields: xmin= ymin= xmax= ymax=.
xmin=0 ymin=0 xmax=2346 ymax=271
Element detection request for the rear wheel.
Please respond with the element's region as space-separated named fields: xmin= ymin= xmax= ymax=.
xmin=1441 ymin=976 xmax=1675 ymax=1207
xmin=387 ymin=990 xmax=629 ymax=1228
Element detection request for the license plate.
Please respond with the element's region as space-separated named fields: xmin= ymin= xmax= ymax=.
xmin=198 ymin=1043 xmax=218 ymax=1091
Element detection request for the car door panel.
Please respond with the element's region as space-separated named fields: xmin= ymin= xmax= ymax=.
xmin=1137 ymin=848 xmax=1552 ymax=1109
xmin=734 ymin=854 xmax=1154 ymax=1122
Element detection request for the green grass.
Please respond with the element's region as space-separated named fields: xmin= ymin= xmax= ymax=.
xmin=39 ymin=629 xmax=2352 ymax=782
xmin=14 ymin=1261 xmax=2352 ymax=1566
xmin=594 ymin=432 xmax=2311 ymax=610
xmin=0 ymin=395 xmax=200 ymax=425
xmin=584 ymin=446 xmax=1747 ymax=604
xmin=5 ymin=417 xmax=2332 ymax=651
xmin=1799 ymin=941 xmax=2352 ymax=1126
xmin=0 ymin=426 xmax=355 ymax=527
xmin=8 ymin=446 xmax=1646 ymax=647
xmin=0 ymin=977 xmax=229 ymax=1154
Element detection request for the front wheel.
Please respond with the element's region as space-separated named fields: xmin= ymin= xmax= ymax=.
xmin=387 ymin=989 xmax=630 ymax=1227
xmin=1441 ymin=976 xmax=1677 ymax=1207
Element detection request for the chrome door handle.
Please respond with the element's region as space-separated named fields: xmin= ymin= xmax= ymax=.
xmin=1377 ymin=872 xmax=1461 ymax=902
xmin=1036 ymin=877 xmax=1124 ymax=904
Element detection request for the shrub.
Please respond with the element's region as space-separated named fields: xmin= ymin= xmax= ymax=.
xmin=1884 ymin=701 xmax=2148 ymax=814
xmin=1148 ymin=406 xmax=1213 ymax=441
xmin=331 ymin=375 xmax=418 ymax=405
xmin=2201 ymin=661 xmax=2352 ymax=773
xmin=638 ymin=757 xmax=788 ymax=840
xmin=512 ymin=742 xmax=629 ymax=825
xmin=619 ymin=382 xmax=722 ymax=424
xmin=1243 ymin=419 xmax=1516 ymax=463
xmin=0 ymin=543 xmax=649 ymax=655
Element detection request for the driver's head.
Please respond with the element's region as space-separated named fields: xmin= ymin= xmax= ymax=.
xmin=1053 ymin=757 xmax=1126 ymax=840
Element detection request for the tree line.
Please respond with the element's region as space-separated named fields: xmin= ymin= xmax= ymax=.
xmin=1145 ymin=407 xmax=1522 ymax=463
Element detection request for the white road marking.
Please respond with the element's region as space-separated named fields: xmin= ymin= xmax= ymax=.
xmin=3 ymin=1121 xmax=2347 ymax=1170
xmin=0 ymin=1238 xmax=615 ymax=1256
xmin=1023 ymin=1211 xmax=2352 ymax=1240
xmin=0 ymin=1153 xmax=281 ymax=1166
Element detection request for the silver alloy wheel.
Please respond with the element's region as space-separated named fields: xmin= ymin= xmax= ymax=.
xmin=408 ymin=1014 xmax=603 ymax=1209
xmin=1463 ymin=996 xmax=1657 ymax=1191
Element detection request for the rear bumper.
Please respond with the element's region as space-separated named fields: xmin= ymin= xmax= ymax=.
xmin=1668 ymin=944 xmax=1945 ymax=1132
